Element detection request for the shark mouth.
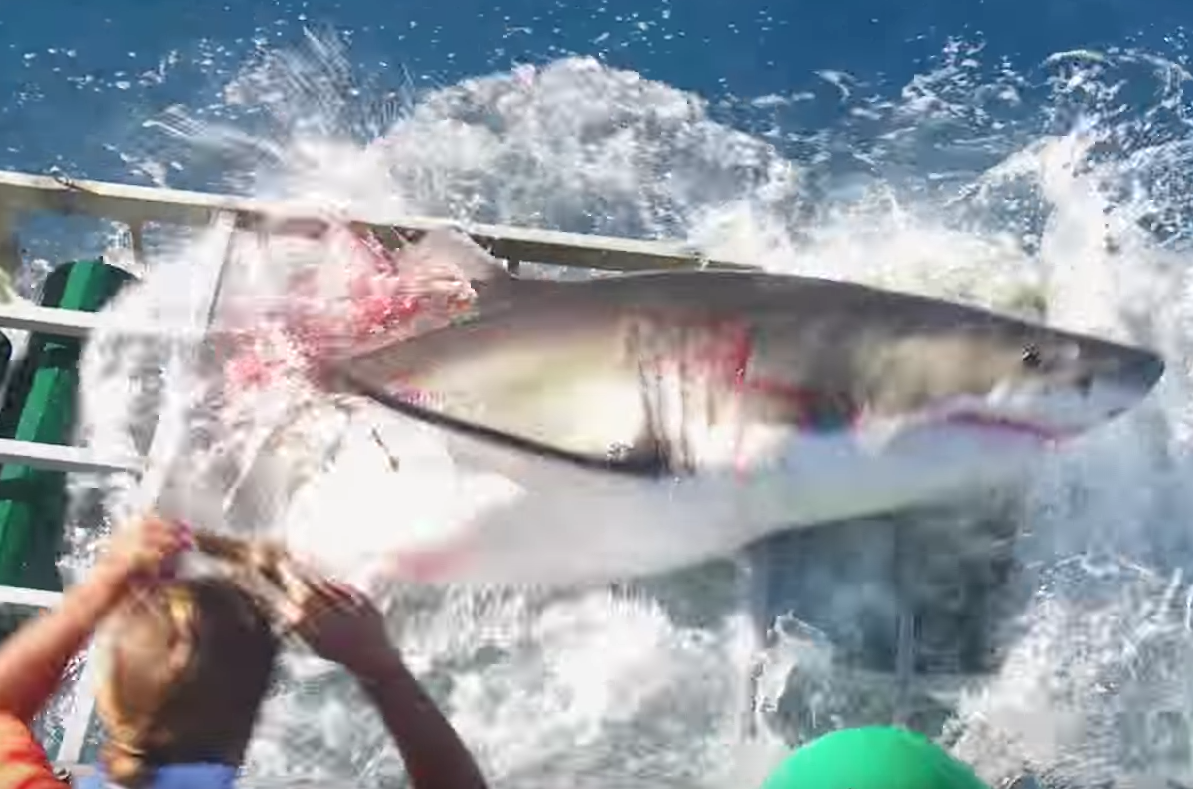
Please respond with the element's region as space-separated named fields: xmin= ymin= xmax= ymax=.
xmin=939 ymin=410 xmax=1066 ymax=443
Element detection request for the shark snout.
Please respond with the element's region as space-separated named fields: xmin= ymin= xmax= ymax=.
xmin=1117 ymin=348 xmax=1166 ymax=393
xmin=1039 ymin=346 xmax=1165 ymax=435
xmin=934 ymin=344 xmax=1165 ymax=443
xmin=1051 ymin=342 xmax=1163 ymax=399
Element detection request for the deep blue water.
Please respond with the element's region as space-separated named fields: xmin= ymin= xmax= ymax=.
xmin=1 ymin=0 xmax=1190 ymax=186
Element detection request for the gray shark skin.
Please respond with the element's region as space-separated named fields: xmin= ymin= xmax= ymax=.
xmin=328 ymin=231 xmax=1165 ymax=586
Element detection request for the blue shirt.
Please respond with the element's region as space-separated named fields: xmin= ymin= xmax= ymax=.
xmin=75 ymin=764 xmax=238 ymax=789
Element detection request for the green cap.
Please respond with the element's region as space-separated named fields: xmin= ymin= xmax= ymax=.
xmin=759 ymin=727 xmax=991 ymax=789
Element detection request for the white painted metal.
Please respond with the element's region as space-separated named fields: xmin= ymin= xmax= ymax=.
xmin=0 ymin=302 xmax=104 ymax=337
xmin=0 ymin=584 xmax=62 ymax=609
xmin=0 ymin=209 xmax=20 ymax=288
xmin=0 ymin=439 xmax=139 ymax=475
xmin=0 ymin=168 xmax=749 ymax=272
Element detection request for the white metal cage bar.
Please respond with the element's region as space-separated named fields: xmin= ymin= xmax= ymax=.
xmin=0 ymin=584 xmax=62 ymax=609
xmin=0 ymin=169 xmax=750 ymax=273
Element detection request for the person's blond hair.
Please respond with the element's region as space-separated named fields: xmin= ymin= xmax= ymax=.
xmin=97 ymin=576 xmax=279 ymax=787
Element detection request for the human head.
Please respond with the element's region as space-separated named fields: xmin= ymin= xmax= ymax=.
xmin=759 ymin=726 xmax=991 ymax=789
xmin=96 ymin=577 xmax=280 ymax=787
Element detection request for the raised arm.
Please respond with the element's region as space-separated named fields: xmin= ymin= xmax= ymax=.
xmin=0 ymin=516 xmax=191 ymax=723
xmin=277 ymin=566 xmax=488 ymax=789
xmin=0 ymin=516 xmax=190 ymax=789
xmin=353 ymin=650 xmax=490 ymax=789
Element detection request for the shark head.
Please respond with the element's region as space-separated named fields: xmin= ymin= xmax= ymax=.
xmin=809 ymin=289 xmax=1165 ymax=445
xmin=832 ymin=306 xmax=1164 ymax=445
xmin=670 ymin=275 xmax=1168 ymax=518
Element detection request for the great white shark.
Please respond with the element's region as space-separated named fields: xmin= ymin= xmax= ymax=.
xmin=309 ymin=229 xmax=1165 ymax=587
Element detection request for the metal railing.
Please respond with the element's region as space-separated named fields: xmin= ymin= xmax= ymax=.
xmin=0 ymin=169 xmax=753 ymax=275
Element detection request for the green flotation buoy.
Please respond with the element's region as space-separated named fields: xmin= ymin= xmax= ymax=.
xmin=759 ymin=727 xmax=991 ymax=789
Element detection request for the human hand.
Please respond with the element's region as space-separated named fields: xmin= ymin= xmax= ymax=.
xmin=274 ymin=559 xmax=401 ymax=681
xmin=96 ymin=514 xmax=194 ymax=587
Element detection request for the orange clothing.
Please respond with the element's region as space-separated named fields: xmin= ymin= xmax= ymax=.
xmin=0 ymin=714 xmax=67 ymax=789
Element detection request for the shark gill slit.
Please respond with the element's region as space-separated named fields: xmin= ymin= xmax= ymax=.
xmin=728 ymin=320 xmax=755 ymax=479
xmin=677 ymin=322 xmax=697 ymax=474
xmin=630 ymin=317 xmax=669 ymax=473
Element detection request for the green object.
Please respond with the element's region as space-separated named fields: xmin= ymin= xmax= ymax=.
xmin=0 ymin=260 xmax=134 ymax=591
xmin=759 ymin=727 xmax=991 ymax=789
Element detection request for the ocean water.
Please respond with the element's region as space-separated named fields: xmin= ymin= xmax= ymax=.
xmin=5 ymin=1 xmax=1193 ymax=787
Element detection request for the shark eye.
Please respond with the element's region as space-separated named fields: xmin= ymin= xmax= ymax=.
xmin=1021 ymin=344 xmax=1043 ymax=369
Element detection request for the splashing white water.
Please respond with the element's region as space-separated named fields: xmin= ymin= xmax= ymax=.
xmin=45 ymin=30 xmax=1193 ymax=789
